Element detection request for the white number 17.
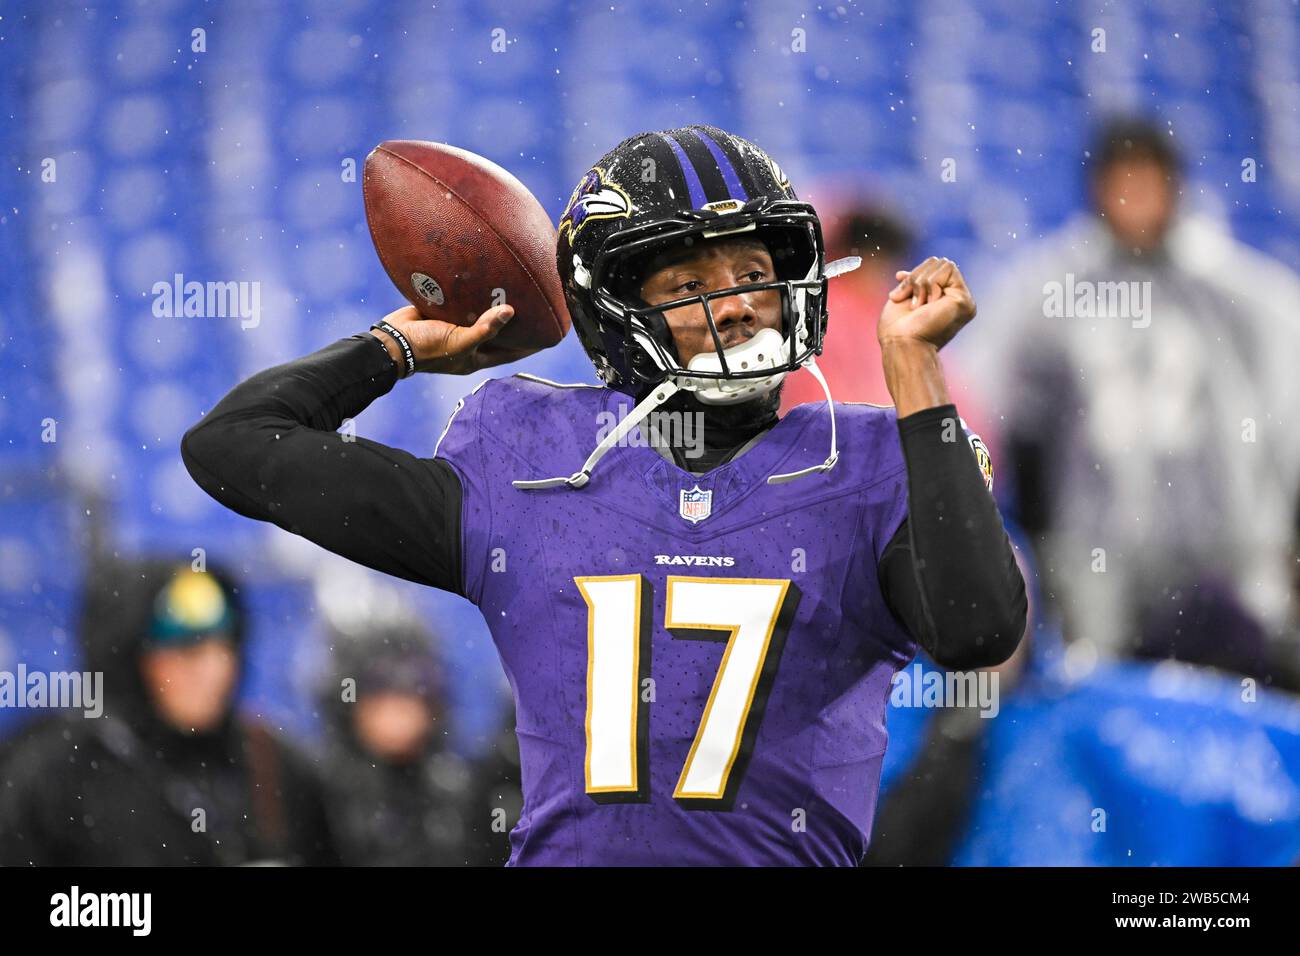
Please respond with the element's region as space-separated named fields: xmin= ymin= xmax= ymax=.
xmin=574 ymin=574 xmax=800 ymax=809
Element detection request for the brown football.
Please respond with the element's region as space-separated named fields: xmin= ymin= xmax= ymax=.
xmin=363 ymin=140 xmax=570 ymax=353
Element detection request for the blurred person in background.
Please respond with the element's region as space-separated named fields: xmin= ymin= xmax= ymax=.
xmin=468 ymin=715 xmax=524 ymax=867
xmin=780 ymin=204 xmax=998 ymax=451
xmin=318 ymin=622 xmax=520 ymax=865
xmin=778 ymin=205 xmax=915 ymax=410
xmin=0 ymin=556 xmax=337 ymax=866
xmin=975 ymin=116 xmax=1300 ymax=676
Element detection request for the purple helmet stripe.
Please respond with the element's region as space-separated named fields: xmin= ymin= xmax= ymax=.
xmin=661 ymin=133 xmax=708 ymax=209
xmin=693 ymin=129 xmax=749 ymax=201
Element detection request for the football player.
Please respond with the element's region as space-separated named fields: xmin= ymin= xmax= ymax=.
xmin=183 ymin=125 xmax=1026 ymax=865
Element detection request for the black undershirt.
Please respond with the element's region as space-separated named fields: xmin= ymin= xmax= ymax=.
xmin=640 ymin=383 xmax=782 ymax=474
xmin=181 ymin=335 xmax=1026 ymax=670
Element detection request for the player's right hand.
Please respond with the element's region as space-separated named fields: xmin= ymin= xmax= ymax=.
xmin=371 ymin=304 xmax=535 ymax=375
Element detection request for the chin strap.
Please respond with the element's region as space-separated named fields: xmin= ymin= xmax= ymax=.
xmin=512 ymin=355 xmax=840 ymax=491
xmin=513 ymin=380 xmax=682 ymax=490
xmin=512 ymin=360 xmax=840 ymax=491
xmin=766 ymin=355 xmax=838 ymax=484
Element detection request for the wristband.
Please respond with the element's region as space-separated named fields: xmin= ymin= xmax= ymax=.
xmin=363 ymin=330 xmax=401 ymax=375
xmin=371 ymin=320 xmax=416 ymax=378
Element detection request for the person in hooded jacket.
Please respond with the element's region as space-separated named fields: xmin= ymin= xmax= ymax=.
xmin=0 ymin=555 xmax=338 ymax=866
xmin=317 ymin=622 xmax=521 ymax=866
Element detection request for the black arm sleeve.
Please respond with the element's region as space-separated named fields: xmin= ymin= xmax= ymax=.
xmin=877 ymin=404 xmax=1027 ymax=670
xmin=180 ymin=334 xmax=464 ymax=596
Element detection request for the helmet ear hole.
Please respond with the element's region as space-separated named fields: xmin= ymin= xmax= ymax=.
xmin=572 ymin=255 xmax=593 ymax=289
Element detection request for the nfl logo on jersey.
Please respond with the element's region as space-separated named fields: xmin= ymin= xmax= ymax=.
xmin=679 ymin=484 xmax=712 ymax=523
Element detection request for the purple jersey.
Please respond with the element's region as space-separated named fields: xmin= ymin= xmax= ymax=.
xmin=435 ymin=374 xmax=916 ymax=865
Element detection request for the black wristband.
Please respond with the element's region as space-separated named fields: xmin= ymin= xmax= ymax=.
xmin=370 ymin=320 xmax=416 ymax=378
xmin=361 ymin=331 xmax=401 ymax=376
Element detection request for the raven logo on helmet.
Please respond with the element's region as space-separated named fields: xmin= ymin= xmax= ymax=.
xmin=559 ymin=167 xmax=632 ymax=239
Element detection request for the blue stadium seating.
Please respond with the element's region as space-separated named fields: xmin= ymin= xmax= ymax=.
xmin=1 ymin=0 xmax=1297 ymax=759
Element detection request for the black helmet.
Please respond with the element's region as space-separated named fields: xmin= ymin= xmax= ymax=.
xmin=556 ymin=125 xmax=833 ymax=402
xmin=518 ymin=126 xmax=857 ymax=492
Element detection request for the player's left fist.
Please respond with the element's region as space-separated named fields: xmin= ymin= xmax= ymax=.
xmin=878 ymin=256 xmax=976 ymax=351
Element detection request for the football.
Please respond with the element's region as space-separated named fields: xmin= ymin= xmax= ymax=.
xmin=363 ymin=140 xmax=571 ymax=352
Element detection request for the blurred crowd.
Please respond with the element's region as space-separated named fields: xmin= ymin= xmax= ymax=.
xmin=0 ymin=556 xmax=521 ymax=866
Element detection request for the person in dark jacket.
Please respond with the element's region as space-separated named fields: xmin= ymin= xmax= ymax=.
xmin=317 ymin=621 xmax=520 ymax=865
xmin=0 ymin=555 xmax=338 ymax=866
